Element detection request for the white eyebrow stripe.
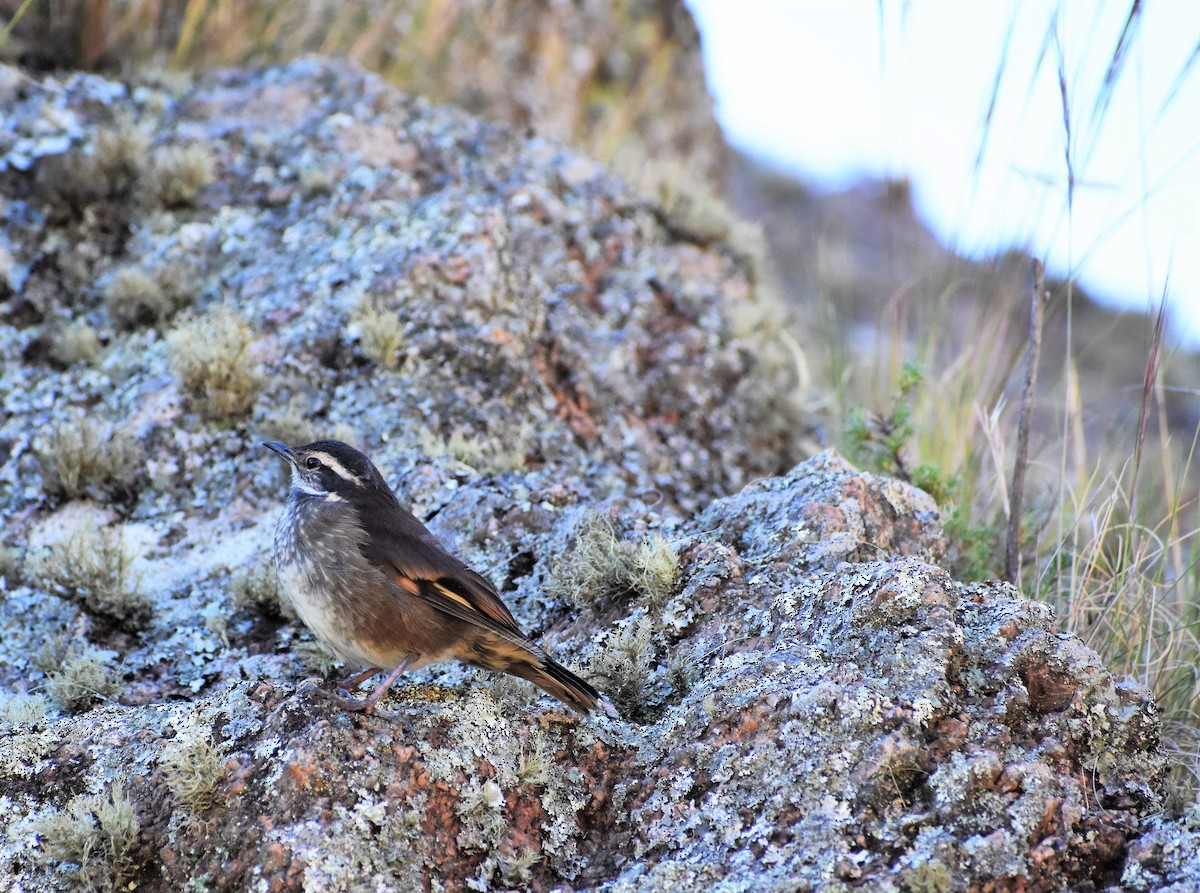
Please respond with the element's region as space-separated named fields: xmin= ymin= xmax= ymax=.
xmin=310 ymin=452 xmax=361 ymax=485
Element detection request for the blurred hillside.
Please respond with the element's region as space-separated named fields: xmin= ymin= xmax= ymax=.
xmin=725 ymin=150 xmax=1200 ymax=451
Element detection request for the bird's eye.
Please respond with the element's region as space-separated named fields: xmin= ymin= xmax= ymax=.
xmin=305 ymin=457 xmax=321 ymax=470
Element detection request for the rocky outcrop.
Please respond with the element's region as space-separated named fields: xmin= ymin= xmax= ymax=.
xmin=0 ymin=60 xmax=1182 ymax=891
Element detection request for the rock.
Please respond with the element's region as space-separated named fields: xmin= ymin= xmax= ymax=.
xmin=0 ymin=59 xmax=1175 ymax=892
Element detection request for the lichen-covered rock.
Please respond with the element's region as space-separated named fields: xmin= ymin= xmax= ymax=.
xmin=0 ymin=60 xmax=1172 ymax=892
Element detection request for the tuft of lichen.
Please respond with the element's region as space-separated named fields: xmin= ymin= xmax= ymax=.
xmin=35 ymin=121 xmax=149 ymax=208
xmin=417 ymin=427 xmax=530 ymax=474
xmin=34 ymin=782 xmax=139 ymax=890
xmin=160 ymin=731 xmax=226 ymax=812
xmin=350 ymin=302 xmax=406 ymax=369
xmin=0 ymin=542 xmax=22 ymax=585
xmin=38 ymin=524 xmax=150 ymax=628
xmin=49 ymin=320 xmax=103 ymax=366
xmin=145 ymin=143 xmax=215 ymax=208
xmin=43 ymin=645 xmax=120 ymax=713
xmin=585 ymin=610 xmax=655 ymax=715
xmin=546 ymin=514 xmax=679 ymax=608
xmin=35 ymin=414 xmax=143 ymax=502
xmin=167 ymin=306 xmax=264 ymax=420
xmin=104 ymin=266 xmax=167 ymax=328
xmin=0 ymin=692 xmax=50 ymax=725
xmin=230 ymin=563 xmax=292 ymax=619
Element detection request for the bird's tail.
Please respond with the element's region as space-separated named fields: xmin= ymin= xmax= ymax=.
xmin=511 ymin=656 xmax=620 ymax=719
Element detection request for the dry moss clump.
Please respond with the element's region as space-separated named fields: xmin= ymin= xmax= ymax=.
xmin=586 ymin=611 xmax=655 ymax=717
xmin=35 ymin=414 xmax=143 ymax=502
xmin=349 ymin=303 xmax=406 ymax=369
xmin=230 ymin=563 xmax=292 ymax=619
xmin=103 ymin=266 xmax=166 ymax=328
xmin=34 ymin=782 xmax=139 ymax=889
xmin=160 ymin=732 xmax=227 ymax=812
xmin=40 ymin=525 xmax=150 ymax=628
xmin=168 ymin=306 xmax=264 ymax=420
xmin=145 ymin=143 xmax=215 ymax=208
xmin=49 ymin=321 xmax=103 ymax=366
xmin=35 ymin=122 xmax=150 ymax=209
xmin=43 ymin=644 xmax=120 ymax=713
xmin=545 ymin=514 xmax=679 ymax=609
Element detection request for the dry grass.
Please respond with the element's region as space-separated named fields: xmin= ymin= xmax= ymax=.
xmin=0 ymin=0 xmax=718 ymax=178
xmin=829 ymin=4 xmax=1200 ymax=805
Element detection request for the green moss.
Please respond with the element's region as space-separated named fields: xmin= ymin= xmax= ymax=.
xmin=40 ymin=524 xmax=150 ymax=628
xmin=35 ymin=781 xmax=139 ymax=890
xmin=545 ymin=514 xmax=679 ymax=608
xmin=35 ymin=413 xmax=143 ymax=502
xmin=168 ymin=306 xmax=264 ymax=420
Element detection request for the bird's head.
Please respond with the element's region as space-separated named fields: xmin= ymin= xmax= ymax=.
xmin=262 ymin=440 xmax=388 ymax=501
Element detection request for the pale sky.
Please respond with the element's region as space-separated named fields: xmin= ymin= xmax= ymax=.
xmin=687 ymin=0 xmax=1200 ymax=347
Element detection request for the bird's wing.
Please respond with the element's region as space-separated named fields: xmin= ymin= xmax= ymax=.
xmin=356 ymin=492 xmax=530 ymax=646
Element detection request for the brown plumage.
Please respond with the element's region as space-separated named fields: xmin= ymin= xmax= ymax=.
xmin=263 ymin=439 xmax=617 ymax=718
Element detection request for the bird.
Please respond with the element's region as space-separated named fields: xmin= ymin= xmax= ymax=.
xmin=262 ymin=439 xmax=618 ymax=718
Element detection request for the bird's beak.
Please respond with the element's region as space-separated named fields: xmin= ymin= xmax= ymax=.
xmin=262 ymin=441 xmax=297 ymax=465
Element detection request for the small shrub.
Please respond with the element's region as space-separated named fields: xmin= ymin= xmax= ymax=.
xmin=40 ymin=525 xmax=150 ymax=628
xmin=36 ymin=414 xmax=142 ymax=501
xmin=545 ymin=514 xmax=679 ymax=608
xmin=844 ymin=362 xmax=923 ymax=480
xmin=35 ymin=782 xmax=139 ymax=889
xmin=168 ymin=306 xmax=263 ymax=420
xmin=845 ymin=364 xmax=1002 ymax=581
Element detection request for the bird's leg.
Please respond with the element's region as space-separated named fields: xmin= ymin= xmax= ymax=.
xmin=338 ymin=667 xmax=380 ymax=694
xmin=327 ymin=656 xmax=415 ymax=714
